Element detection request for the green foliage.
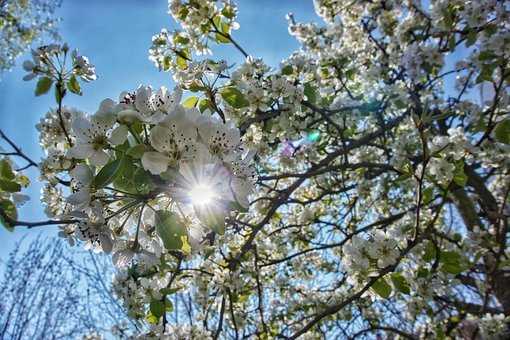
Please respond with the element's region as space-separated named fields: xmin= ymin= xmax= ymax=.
xmin=93 ymin=158 xmax=125 ymax=188
xmin=304 ymin=83 xmax=317 ymax=104
xmin=126 ymin=145 xmax=147 ymax=159
xmin=494 ymin=119 xmax=510 ymax=144
xmin=0 ymin=160 xmax=21 ymax=193
xmin=113 ymin=160 xmax=154 ymax=195
xmin=281 ymin=65 xmax=293 ymax=75
xmin=35 ymin=76 xmax=52 ymax=96
xmin=0 ymin=199 xmax=17 ymax=231
xmin=199 ymin=98 xmax=213 ymax=113
xmin=220 ymin=86 xmax=249 ymax=108
xmin=371 ymin=277 xmax=392 ymax=299
xmin=67 ymin=75 xmax=82 ymax=95
xmin=149 ymin=299 xmax=165 ymax=318
xmin=182 ymin=96 xmax=199 ymax=108
xmin=453 ymin=161 xmax=468 ymax=187
xmin=0 ymin=159 xmax=15 ymax=180
xmin=155 ymin=210 xmax=188 ymax=251
xmin=390 ymin=273 xmax=410 ymax=294
xmin=439 ymin=251 xmax=465 ymax=275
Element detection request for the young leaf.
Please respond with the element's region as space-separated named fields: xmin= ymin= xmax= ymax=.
xmin=150 ymin=299 xmax=165 ymax=318
xmin=146 ymin=313 xmax=159 ymax=325
xmin=126 ymin=145 xmax=146 ymax=159
xmin=0 ymin=179 xmax=21 ymax=193
xmin=371 ymin=277 xmax=392 ymax=299
xmin=494 ymin=119 xmax=510 ymax=144
xmin=0 ymin=159 xmax=15 ymax=180
xmin=281 ymin=65 xmax=293 ymax=75
xmin=176 ymin=56 xmax=187 ymax=70
xmin=182 ymin=96 xmax=199 ymax=108
xmin=93 ymin=158 xmax=124 ymax=188
xmin=198 ymin=98 xmax=213 ymax=113
xmin=67 ymin=75 xmax=82 ymax=95
xmin=155 ymin=210 xmax=187 ymax=251
xmin=304 ymin=83 xmax=317 ymax=104
xmin=453 ymin=162 xmax=467 ymax=187
xmin=35 ymin=77 xmax=53 ymax=96
xmin=440 ymin=251 xmax=465 ymax=275
xmin=0 ymin=199 xmax=17 ymax=231
xmin=220 ymin=86 xmax=249 ymax=108
xmin=390 ymin=273 xmax=410 ymax=294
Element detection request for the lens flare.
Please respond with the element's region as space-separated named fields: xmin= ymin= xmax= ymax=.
xmin=189 ymin=183 xmax=216 ymax=206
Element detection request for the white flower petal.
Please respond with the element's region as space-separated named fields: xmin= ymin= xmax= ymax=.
xmin=68 ymin=143 xmax=94 ymax=159
xmin=71 ymin=164 xmax=93 ymax=185
xmin=149 ymin=125 xmax=173 ymax=153
xmin=112 ymin=249 xmax=135 ymax=267
xmin=117 ymin=109 xmax=142 ymax=124
xmin=109 ymin=125 xmax=128 ymax=145
xmin=67 ymin=188 xmax=90 ymax=206
xmin=89 ymin=150 xmax=110 ymax=166
xmin=141 ymin=151 xmax=169 ymax=175
xmin=72 ymin=116 xmax=94 ymax=141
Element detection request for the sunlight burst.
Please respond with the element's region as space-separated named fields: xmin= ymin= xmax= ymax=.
xmin=189 ymin=183 xmax=216 ymax=206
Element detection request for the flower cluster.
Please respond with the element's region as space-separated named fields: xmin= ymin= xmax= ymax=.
xmin=0 ymin=0 xmax=61 ymax=74
xmin=22 ymin=43 xmax=96 ymax=96
xmin=32 ymin=83 xmax=255 ymax=324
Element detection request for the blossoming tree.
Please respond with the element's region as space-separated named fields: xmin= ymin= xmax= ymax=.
xmin=1 ymin=0 xmax=509 ymax=338
xmin=0 ymin=0 xmax=61 ymax=74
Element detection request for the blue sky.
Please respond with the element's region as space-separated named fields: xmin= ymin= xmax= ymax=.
xmin=0 ymin=0 xmax=316 ymax=256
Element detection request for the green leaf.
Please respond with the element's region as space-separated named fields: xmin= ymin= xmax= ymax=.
xmin=176 ymin=55 xmax=188 ymax=70
xmin=494 ymin=119 xmax=510 ymax=144
xmin=478 ymin=50 xmax=494 ymax=61
xmin=212 ymin=16 xmax=222 ymax=29
xmin=476 ymin=63 xmax=496 ymax=83
xmin=440 ymin=251 xmax=464 ymax=275
xmin=93 ymin=158 xmax=124 ymax=189
xmin=198 ymin=98 xmax=213 ymax=113
xmin=390 ymin=273 xmax=410 ymax=294
xmin=221 ymin=6 xmax=236 ymax=19
xmin=182 ymin=96 xmax=199 ymax=108
xmin=54 ymin=85 xmax=65 ymax=103
xmin=465 ymin=30 xmax=477 ymax=47
xmin=417 ymin=267 xmax=429 ymax=278
xmin=220 ymin=86 xmax=249 ymax=108
xmin=155 ymin=210 xmax=187 ymax=251
xmin=371 ymin=277 xmax=392 ymax=299
xmin=0 ymin=159 xmax=15 ymax=180
xmin=113 ymin=161 xmax=153 ymax=195
xmin=0 ymin=199 xmax=17 ymax=231
xmin=133 ymin=168 xmax=154 ymax=195
xmin=304 ymin=83 xmax=317 ymax=104
xmin=453 ymin=162 xmax=467 ymax=187
xmin=146 ymin=313 xmax=159 ymax=324
xmin=126 ymin=144 xmax=146 ymax=159
xmin=67 ymin=75 xmax=82 ymax=95
xmin=150 ymin=299 xmax=165 ymax=318
xmin=216 ymin=32 xmax=231 ymax=44
xmin=165 ymin=297 xmax=174 ymax=312
xmin=0 ymin=179 xmax=21 ymax=193
xmin=173 ymin=34 xmax=189 ymax=45
xmin=422 ymin=186 xmax=434 ymax=204
xmin=35 ymin=77 xmax=53 ymax=96
xmin=281 ymin=65 xmax=293 ymax=75
xmin=423 ymin=241 xmax=437 ymax=262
